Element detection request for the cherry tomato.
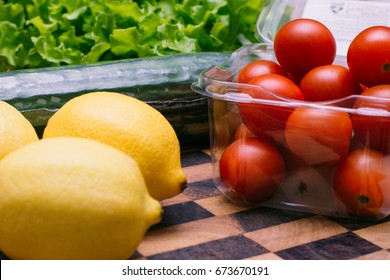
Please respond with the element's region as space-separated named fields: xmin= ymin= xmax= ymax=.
xmin=299 ymin=65 xmax=363 ymax=101
xmin=351 ymin=85 xmax=390 ymax=154
xmin=284 ymin=108 xmax=353 ymax=165
xmin=277 ymin=166 xmax=335 ymax=209
xmin=219 ymin=138 xmax=286 ymax=203
xmin=247 ymin=74 xmax=304 ymax=100
xmin=236 ymin=59 xmax=288 ymax=83
xmin=274 ymin=18 xmax=336 ymax=78
xmin=347 ymin=26 xmax=390 ymax=87
xmin=333 ymin=149 xmax=390 ymax=217
xmin=238 ymin=73 xmax=304 ymax=144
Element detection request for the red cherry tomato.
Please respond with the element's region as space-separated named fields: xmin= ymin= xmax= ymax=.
xmin=247 ymin=74 xmax=304 ymax=100
xmin=351 ymin=85 xmax=390 ymax=154
xmin=299 ymin=65 xmax=363 ymax=101
xmin=333 ymin=149 xmax=390 ymax=217
xmin=284 ymin=108 xmax=353 ymax=165
xmin=274 ymin=18 xmax=336 ymax=78
xmin=277 ymin=166 xmax=335 ymax=209
xmin=347 ymin=26 xmax=390 ymax=87
xmin=238 ymin=73 xmax=304 ymax=144
xmin=236 ymin=59 xmax=288 ymax=83
xmin=219 ymin=138 xmax=286 ymax=203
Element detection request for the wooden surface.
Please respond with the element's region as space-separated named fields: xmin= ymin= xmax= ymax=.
xmin=1 ymin=146 xmax=390 ymax=260
xmin=134 ymin=147 xmax=390 ymax=260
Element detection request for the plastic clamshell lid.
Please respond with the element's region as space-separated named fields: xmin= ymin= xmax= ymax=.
xmin=256 ymin=0 xmax=390 ymax=56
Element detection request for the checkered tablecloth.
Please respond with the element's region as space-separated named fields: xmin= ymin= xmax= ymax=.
xmin=133 ymin=148 xmax=390 ymax=260
xmin=1 ymin=147 xmax=390 ymax=260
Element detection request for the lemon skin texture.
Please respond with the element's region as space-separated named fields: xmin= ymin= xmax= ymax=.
xmin=0 ymin=100 xmax=38 ymax=159
xmin=43 ymin=91 xmax=187 ymax=201
xmin=0 ymin=137 xmax=162 ymax=260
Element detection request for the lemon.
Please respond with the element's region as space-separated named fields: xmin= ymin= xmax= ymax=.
xmin=0 ymin=137 xmax=162 ymax=260
xmin=0 ymin=101 xmax=38 ymax=159
xmin=43 ymin=91 xmax=187 ymax=201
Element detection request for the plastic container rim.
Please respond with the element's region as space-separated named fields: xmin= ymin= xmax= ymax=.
xmin=191 ymin=42 xmax=390 ymax=118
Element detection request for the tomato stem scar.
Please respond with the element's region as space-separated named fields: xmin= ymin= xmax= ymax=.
xmin=358 ymin=195 xmax=370 ymax=204
xmin=298 ymin=182 xmax=308 ymax=194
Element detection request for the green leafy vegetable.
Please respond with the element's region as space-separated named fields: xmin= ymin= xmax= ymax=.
xmin=0 ymin=0 xmax=265 ymax=71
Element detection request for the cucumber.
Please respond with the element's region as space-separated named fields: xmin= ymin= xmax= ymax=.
xmin=0 ymin=52 xmax=230 ymax=143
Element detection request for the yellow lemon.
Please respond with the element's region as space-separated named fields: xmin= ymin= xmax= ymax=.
xmin=43 ymin=91 xmax=187 ymax=201
xmin=0 ymin=101 xmax=38 ymax=159
xmin=0 ymin=137 xmax=162 ymax=260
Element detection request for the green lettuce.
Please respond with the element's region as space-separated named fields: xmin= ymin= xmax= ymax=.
xmin=0 ymin=0 xmax=265 ymax=71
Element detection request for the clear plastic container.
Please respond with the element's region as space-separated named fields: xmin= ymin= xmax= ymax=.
xmin=257 ymin=0 xmax=390 ymax=55
xmin=191 ymin=0 xmax=390 ymax=220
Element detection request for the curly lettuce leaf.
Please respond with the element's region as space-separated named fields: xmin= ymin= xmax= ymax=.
xmin=110 ymin=27 xmax=154 ymax=57
xmin=0 ymin=0 xmax=265 ymax=71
